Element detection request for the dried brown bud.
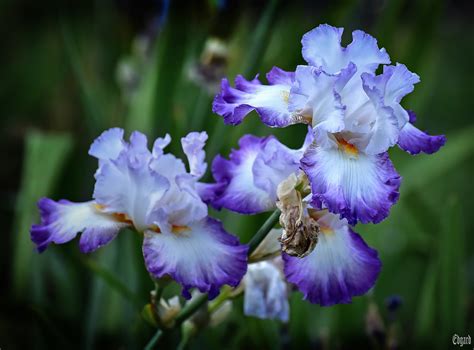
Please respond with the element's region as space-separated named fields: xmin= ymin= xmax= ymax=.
xmin=188 ymin=38 xmax=229 ymax=92
xmin=276 ymin=174 xmax=319 ymax=258
xmin=279 ymin=207 xmax=319 ymax=257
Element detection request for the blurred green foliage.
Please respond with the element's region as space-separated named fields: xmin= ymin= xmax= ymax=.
xmin=1 ymin=0 xmax=473 ymax=349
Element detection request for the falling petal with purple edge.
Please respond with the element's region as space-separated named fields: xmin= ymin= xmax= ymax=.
xmin=301 ymin=144 xmax=401 ymax=225
xmin=283 ymin=212 xmax=381 ymax=306
xmin=142 ymin=217 xmax=248 ymax=300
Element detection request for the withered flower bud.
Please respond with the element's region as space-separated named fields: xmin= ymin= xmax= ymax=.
xmin=188 ymin=38 xmax=229 ymax=93
xmin=277 ymin=174 xmax=319 ymax=258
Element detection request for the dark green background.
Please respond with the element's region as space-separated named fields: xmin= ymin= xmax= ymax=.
xmin=1 ymin=0 xmax=473 ymax=348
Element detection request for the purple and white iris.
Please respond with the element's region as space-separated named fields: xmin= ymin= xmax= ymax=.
xmin=199 ymin=128 xmax=313 ymax=214
xmin=30 ymin=128 xmax=248 ymax=299
xmin=203 ymin=133 xmax=381 ymax=306
xmin=213 ymin=24 xmax=445 ymax=225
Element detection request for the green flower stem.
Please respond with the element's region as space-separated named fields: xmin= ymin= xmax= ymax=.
xmin=144 ymin=328 xmax=163 ymax=350
xmin=248 ymin=209 xmax=281 ymax=253
xmin=174 ymin=294 xmax=208 ymax=327
xmin=208 ymin=286 xmax=233 ymax=314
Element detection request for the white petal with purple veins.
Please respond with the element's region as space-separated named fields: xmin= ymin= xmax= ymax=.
xmin=301 ymin=144 xmax=401 ymax=225
xmin=30 ymin=199 xmax=128 ymax=253
xmin=142 ymin=217 xmax=248 ymax=299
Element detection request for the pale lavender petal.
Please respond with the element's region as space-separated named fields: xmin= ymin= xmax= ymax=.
xmin=181 ymin=131 xmax=208 ymax=178
xmin=345 ymin=30 xmax=391 ymax=73
xmin=361 ymin=64 xmax=420 ymax=127
xmin=266 ymin=66 xmax=295 ymax=86
xmin=356 ymin=76 xmax=400 ymax=155
xmin=142 ymin=217 xmax=248 ymax=299
xmin=301 ymin=145 xmax=401 ymax=225
xmin=289 ymin=65 xmax=347 ymax=143
xmin=93 ymin=152 xmax=170 ymax=231
xmin=150 ymin=154 xmax=208 ymax=229
xmin=244 ymin=259 xmax=289 ymax=322
xmin=283 ymin=212 xmax=381 ymax=306
xmin=301 ymin=24 xmax=345 ymax=73
xmin=88 ymin=128 xmax=125 ymax=161
xmin=30 ymin=199 xmax=128 ymax=253
xmin=302 ymin=24 xmax=390 ymax=74
xmin=152 ymin=133 xmax=171 ymax=158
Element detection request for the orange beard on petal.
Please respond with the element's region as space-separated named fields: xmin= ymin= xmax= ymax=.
xmin=150 ymin=224 xmax=191 ymax=235
xmin=94 ymin=203 xmax=190 ymax=235
xmin=336 ymin=137 xmax=359 ymax=157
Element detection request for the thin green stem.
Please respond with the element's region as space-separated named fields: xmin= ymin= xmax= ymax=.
xmin=208 ymin=286 xmax=233 ymax=314
xmin=154 ymin=281 xmax=165 ymax=303
xmin=174 ymin=294 xmax=208 ymax=327
xmin=144 ymin=328 xmax=163 ymax=350
xmin=248 ymin=209 xmax=281 ymax=254
xmin=176 ymin=325 xmax=194 ymax=350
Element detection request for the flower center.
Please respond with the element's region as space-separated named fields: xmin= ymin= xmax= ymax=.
xmin=319 ymin=225 xmax=334 ymax=235
xmin=94 ymin=203 xmax=190 ymax=234
xmin=150 ymin=224 xmax=191 ymax=236
xmin=337 ymin=138 xmax=358 ymax=157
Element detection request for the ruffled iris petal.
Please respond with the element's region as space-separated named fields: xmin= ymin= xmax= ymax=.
xmin=283 ymin=212 xmax=381 ymax=306
xmin=88 ymin=128 xmax=126 ymax=161
xmin=398 ymin=121 xmax=446 ymax=155
xmin=301 ymin=145 xmax=401 ymax=225
xmin=30 ymin=199 xmax=128 ymax=253
xmin=213 ymin=67 xmax=295 ymax=127
xmin=206 ymin=134 xmax=301 ymax=214
xmin=181 ymin=131 xmax=208 ymax=178
xmin=289 ymin=65 xmax=346 ymax=134
xmin=93 ymin=152 xmax=170 ymax=231
xmin=361 ymin=64 xmax=420 ymax=127
xmin=351 ymin=75 xmax=400 ymax=155
xmin=302 ymin=24 xmax=390 ymax=74
xmin=142 ymin=217 xmax=248 ymax=299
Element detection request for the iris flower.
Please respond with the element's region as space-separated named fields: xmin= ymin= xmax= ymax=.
xmin=202 ymin=133 xmax=381 ymax=306
xmin=30 ymin=128 xmax=248 ymax=299
xmin=213 ymin=24 xmax=445 ymax=225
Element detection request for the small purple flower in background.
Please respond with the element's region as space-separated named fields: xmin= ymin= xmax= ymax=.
xmin=213 ymin=24 xmax=446 ymax=225
xmin=30 ymin=128 xmax=248 ymax=299
xmin=203 ymin=133 xmax=381 ymax=306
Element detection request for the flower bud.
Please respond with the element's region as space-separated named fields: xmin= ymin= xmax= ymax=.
xmin=277 ymin=174 xmax=319 ymax=258
xmin=157 ymin=296 xmax=182 ymax=328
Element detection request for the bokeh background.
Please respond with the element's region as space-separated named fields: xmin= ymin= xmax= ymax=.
xmin=1 ymin=0 xmax=473 ymax=348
